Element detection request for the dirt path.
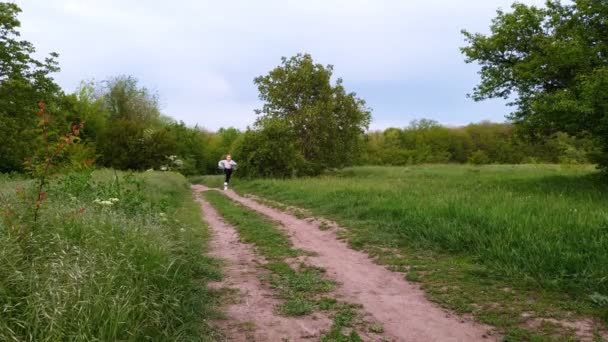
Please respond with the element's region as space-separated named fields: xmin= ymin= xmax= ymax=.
xmin=193 ymin=186 xmax=333 ymax=341
xmin=218 ymin=188 xmax=497 ymax=342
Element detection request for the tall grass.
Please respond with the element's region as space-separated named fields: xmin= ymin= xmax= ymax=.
xmin=228 ymin=165 xmax=608 ymax=297
xmin=0 ymin=170 xmax=222 ymax=341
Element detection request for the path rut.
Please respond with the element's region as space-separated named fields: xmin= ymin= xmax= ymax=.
xmin=193 ymin=187 xmax=332 ymax=341
xmin=214 ymin=186 xmax=496 ymax=342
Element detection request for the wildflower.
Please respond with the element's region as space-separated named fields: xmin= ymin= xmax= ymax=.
xmin=94 ymin=198 xmax=113 ymax=206
xmin=160 ymin=166 xmax=168 ymax=171
xmin=180 ymin=228 xmax=185 ymax=232
xmin=109 ymin=198 xmax=119 ymax=203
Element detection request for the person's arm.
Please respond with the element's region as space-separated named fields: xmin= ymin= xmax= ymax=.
xmin=218 ymin=160 xmax=224 ymax=169
xmin=231 ymin=160 xmax=237 ymax=170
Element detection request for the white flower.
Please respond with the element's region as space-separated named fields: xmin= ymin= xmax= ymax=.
xmin=93 ymin=199 xmax=101 ymax=204
xmin=160 ymin=166 xmax=168 ymax=171
xmin=180 ymin=228 xmax=185 ymax=232
xmin=100 ymin=200 xmax=113 ymax=206
xmin=110 ymin=198 xmax=119 ymax=203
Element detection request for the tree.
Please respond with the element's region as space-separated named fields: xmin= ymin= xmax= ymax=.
xmin=232 ymin=119 xmax=305 ymax=178
xmin=102 ymin=75 xmax=161 ymax=124
xmin=0 ymin=3 xmax=61 ymax=172
xmin=253 ymin=53 xmax=371 ymax=174
xmin=95 ymin=76 xmax=168 ymax=170
xmin=461 ymin=0 xmax=608 ymax=172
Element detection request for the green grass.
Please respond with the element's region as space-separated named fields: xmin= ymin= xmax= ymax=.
xmin=0 ymin=170 xmax=223 ymax=341
xmin=203 ymin=191 xmax=366 ymax=340
xmin=200 ymin=164 xmax=608 ymax=339
xmin=189 ymin=175 xmax=225 ymax=189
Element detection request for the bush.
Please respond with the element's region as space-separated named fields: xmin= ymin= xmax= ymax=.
xmin=468 ymin=150 xmax=491 ymax=165
xmin=232 ymin=120 xmax=307 ymax=178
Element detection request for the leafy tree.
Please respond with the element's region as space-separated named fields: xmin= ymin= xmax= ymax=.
xmin=253 ymin=53 xmax=371 ymax=174
xmin=232 ymin=119 xmax=305 ymax=178
xmin=461 ymin=0 xmax=608 ymax=171
xmin=102 ymin=75 xmax=161 ymax=124
xmin=94 ymin=76 xmax=169 ymax=170
xmin=164 ymin=122 xmax=209 ymax=175
xmin=0 ymin=3 xmax=61 ymax=172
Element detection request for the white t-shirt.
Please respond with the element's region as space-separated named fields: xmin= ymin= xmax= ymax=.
xmin=219 ymin=160 xmax=237 ymax=170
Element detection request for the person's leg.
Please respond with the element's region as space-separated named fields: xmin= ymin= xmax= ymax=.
xmin=224 ymin=169 xmax=232 ymax=190
xmin=226 ymin=169 xmax=233 ymax=184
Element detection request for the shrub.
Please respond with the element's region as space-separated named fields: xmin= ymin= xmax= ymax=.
xmin=468 ymin=150 xmax=491 ymax=165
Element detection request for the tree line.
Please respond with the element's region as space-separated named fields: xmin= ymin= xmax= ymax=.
xmin=0 ymin=3 xmax=238 ymax=176
xmin=363 ymin=119 xmax=597 ymax=166
xmin=1 ymin=1 xmax=606 ymax=178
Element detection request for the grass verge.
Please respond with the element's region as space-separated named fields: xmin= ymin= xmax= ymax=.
xmin=0 ymin=170 xmax=223 ymax=341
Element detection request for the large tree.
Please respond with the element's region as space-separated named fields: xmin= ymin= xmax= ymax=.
xmin=253 ymin=53 xmax=371 ymax=173
xmin=461 ymin=0 xmax=608 ymax=171
xmin=0 ymin=3 xmax=61 ymax=172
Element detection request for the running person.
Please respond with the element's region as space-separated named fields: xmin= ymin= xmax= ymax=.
xmin=218 ymin=154 xmax=237 ymax=190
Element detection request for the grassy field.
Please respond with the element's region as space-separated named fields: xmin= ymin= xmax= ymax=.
xmin=196 ymin=164 xmax=608 ymax=339
xmin=0 ymin=170 xmax=223 ymax=341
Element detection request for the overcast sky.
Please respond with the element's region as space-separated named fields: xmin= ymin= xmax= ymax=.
xmin=14 ymin=0 xmax=546 ymax=130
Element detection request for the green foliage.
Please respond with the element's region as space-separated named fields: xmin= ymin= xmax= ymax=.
xmin=0 ymin=171 xmax=222 ymax=341
xmin=0 ymin=3 xmax=61 ymax=173
xmin=196 ymin=127 xmax=243 ymax=175
xmin=73 ymin=76 xmax=216 ymax=174
xmin=247 ymin=53 xmax=371 ymax=177
xmin=461 ymin=0 xmax=608 ymax=172
xmin=232 ymin=119 xmax=306 ymax=178
xmin=362 ymin=120 xmax=597 ymax=166
xmin=468 ymin=150 xmax=491 ymax=165
xmin=0 ymin=6 xmax=220 ymax=176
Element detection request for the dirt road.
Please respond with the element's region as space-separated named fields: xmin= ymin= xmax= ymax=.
xmin=194 ymin=184 xmax=495 ymax=341
xmin=194 ymin=187 xmax=333 ymax=341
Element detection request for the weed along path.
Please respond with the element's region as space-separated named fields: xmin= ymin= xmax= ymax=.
xmin=193 ymin=186 xmax=333 ymax=341
xmin=216 ymin=187 xmax=496 ymax=342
